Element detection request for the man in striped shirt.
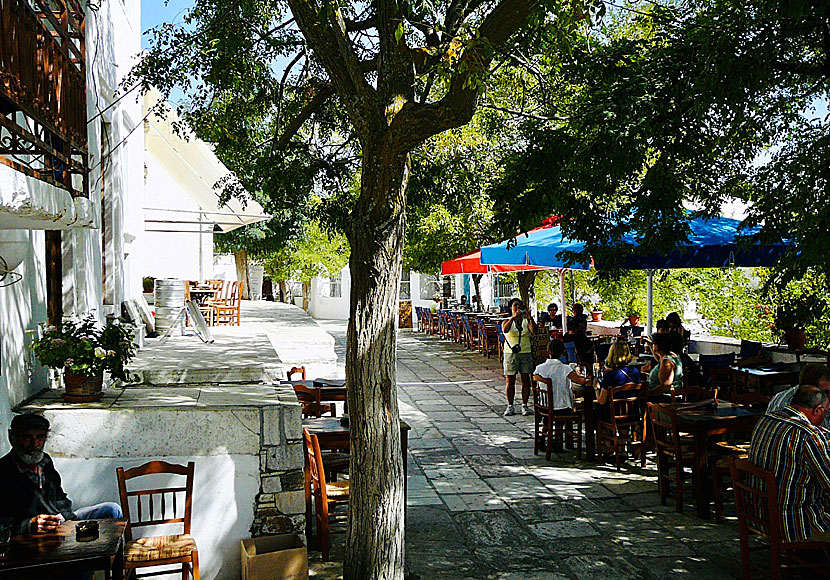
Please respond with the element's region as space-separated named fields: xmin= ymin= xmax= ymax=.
xmin=750 ymin=385 xmax=830 ymax=542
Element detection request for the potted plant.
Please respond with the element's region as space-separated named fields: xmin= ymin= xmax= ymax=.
xmin=32 ymin=315 xmax=137 ymax=402
xmin=627 ymin=308 xmax=641 ymax=327
xmin=142 ymin=276 xmax=155 ymax=305
xmin=591 ymin=302 xmax=605 ymax=322
xmin=775 ymin=294 xmax=827 ymax=350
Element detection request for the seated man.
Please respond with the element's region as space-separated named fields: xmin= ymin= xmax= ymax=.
xmin=767 ymin=364 xmax=830 ymax=430
xmin=750 ymin=385 xmax=830 ymax=542
xmin=540 ymin=303 xmax=562 ymax=328
xmin=533 ymin=340 xmax=589 ymax=412
xmin=0 ymin=414 xmax=122 ymax=535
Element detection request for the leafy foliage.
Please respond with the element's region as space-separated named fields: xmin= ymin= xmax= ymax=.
xmin=32 ymin=317 xmax=137 ymax=381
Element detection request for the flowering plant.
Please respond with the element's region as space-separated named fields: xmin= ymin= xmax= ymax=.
xmin=32 ymin=315 xmax=136 ymax=381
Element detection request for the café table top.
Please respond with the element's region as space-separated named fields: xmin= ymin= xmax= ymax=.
xmin=0 ymin=518 xmax=126 ymax=572
xmin=732 ymin=362 xmax=802 ymax=378
xmin=303 ymin=416 xmax=411 ymax=436
xmin=673 ymin=399 xmax=763 ymax=424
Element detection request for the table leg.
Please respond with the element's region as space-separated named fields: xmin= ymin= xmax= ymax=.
xmin=694 ymin=432 xmax=711 ymax=518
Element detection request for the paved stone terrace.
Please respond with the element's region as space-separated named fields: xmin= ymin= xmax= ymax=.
xmin=312 ymin=326 xmax=746 ymax=579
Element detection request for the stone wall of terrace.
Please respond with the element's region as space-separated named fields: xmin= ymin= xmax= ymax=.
xmin=20 ymin=383 xmax=304 ymax=580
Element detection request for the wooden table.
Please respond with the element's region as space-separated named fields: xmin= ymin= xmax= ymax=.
xmin=188 ymin=287 xmax=216 ymax=305
xmin=0 ymin=519 xmax=127 ymax=579
xmin=673 ymin=401 xmax=762 ymax=518
xmin=731 ymin=363 xmax=801 ymax=394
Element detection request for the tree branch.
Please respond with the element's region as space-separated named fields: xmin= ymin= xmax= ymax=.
xmin=388 ymin=0 xmax=539 ymax=151
xmin=286 ymin=0 xmax=380 ymax=135
xmin=261 ymin=82 xmax=335 ymax=151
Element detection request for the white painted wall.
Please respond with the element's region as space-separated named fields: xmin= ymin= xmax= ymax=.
xmin=0 ymin=0 xmax=143 ymax=425
xmin=308 ymin=266 xmax=350 ymax=320
xmin=131 ymin=154 xmax=214 ymax=282
xmin=38 ymin=405 xmax=277 ymax=580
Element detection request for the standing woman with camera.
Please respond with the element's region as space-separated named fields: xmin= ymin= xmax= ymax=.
xmin=501 ymin=298 xmax=537 ymax=416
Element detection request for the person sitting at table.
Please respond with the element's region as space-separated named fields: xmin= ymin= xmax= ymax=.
xmin=568 ymin=303 xmax=588 ymax=328
xmin=459 ymin=294 xmax=470 ymax=309
xmin=533 ymin=340 xmax=590 ymax=451
xmin=767 ymin=364 xmax=830 ymax=430
xmin=533 ymin=340 xmax=590 ymax=408
xmin=655 ymin=319 xmax=669 ymax=334
xmin=749 ymin=385 xmax=830 ymax=542
xmin=0 ymin=414 xmax=122 ymax=536
xmin=596 ymin=342 xmax=642 ymax=422
xmin=501 ymin=298 xmax=537 ymax=416
xmin=540 ymin=303 xmax=562 ymax=328
xmin=645 ymin=332 xmax=683 ymax=400
xmin=563 ymin=317 xmax=594 ymax=366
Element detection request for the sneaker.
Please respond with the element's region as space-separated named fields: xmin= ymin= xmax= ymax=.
xmin=521 ymin=404 xmax=532 ymax=416
xmin=503 ymin=404 xmax=516 ymax=416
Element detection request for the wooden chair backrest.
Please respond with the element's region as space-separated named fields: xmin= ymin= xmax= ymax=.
xmin=229 ymin=281 xmax=243 ymax=305
xmin=729 ymin=457 xmax=776 ymax=541
xmin=648 ymin=403 xmax=684 ymax=460
xmin=532 ymin=379 xmax=551 ymax=414
xmin=671 ymin=386 xmax=718 ymax=403
xmin=303 ymin=428 xmax=328 ymax=503
xmin=293 ymin=382 xmax=321 ymax=405
xmin=116 ymin=460 xmax=194 ymax=542
xmin=606 ymin=383 xmax=643 ymax=427
xmin=731 ymin=391 xmax=771 ymax=410
xmin=287 ymin=366 xmax=306 ymax=381
xmin=795 ymin=348 xmax=830 ymax=366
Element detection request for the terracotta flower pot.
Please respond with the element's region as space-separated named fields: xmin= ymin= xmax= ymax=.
xmin=784 ymin=328 xmax=807 ymax=351
xmin=591 ymin=311 xmax=603 ymax=322
xmin=63 ymin=372 xmax=104 ymax=403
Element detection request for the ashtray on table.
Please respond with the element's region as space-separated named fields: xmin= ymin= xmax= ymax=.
xmin=76 ymin=520 xmax=99 ymax=541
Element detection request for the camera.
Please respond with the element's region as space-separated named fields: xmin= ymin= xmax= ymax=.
xmin=510 ymin=344 xmax=521 ymax=354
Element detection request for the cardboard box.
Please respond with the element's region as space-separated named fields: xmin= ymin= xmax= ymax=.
xmin=241 ymin=534 xmax=309 ymax=580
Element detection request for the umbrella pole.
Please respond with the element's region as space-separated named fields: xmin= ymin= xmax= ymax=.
xmin=559 ymin=269 xmax=567 ymax=333
xmin=646 ymin=269 xmax=654 ymax=337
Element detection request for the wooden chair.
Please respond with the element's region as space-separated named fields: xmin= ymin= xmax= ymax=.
xmin=710 ymin=366 xmax=745 ymax=398
xmin=729 ymin=457 xmax=830 ymax=580
xmin=479 ymin=321 xmax=499 ymax=358
xmin=795 ymin=348 xmax=830 ymax=366
xmin=532 ymin=379 xmax=582 ymax=460
xmin=648 ymin=403 xmax=696 ymax=513
xmin=670 ymin=386 xmax=718 ymax=403
xmin=288 ymin=366 xmax=334 ymax=418
xmin=710 ymin=392 xmax=772 ymax=522
xmin=214 ymin=281 xmax=243 ymax=325
xmin=116 ymin=461 xmax=199 ymax=580
xmin=303 ymin=428 xmax=349 ymax=561
xmin=596 ymin=383 xmax=644 ymax=469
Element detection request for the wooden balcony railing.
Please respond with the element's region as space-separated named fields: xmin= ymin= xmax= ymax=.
xmin=0 ymin=0 xmax=88 ymax=198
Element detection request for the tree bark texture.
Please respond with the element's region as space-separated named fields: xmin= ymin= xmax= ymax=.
xmin=343 ymin=143 xmax=408 ymax=580
xmin=277 ymin=280 xmax=288 ymax=303
xmin=517 ymin=271 xmax=537 ymax=314
xmin=302 ymin=280 xmax=311 ymax=311
xmin=234 ymin=249 xmax=250 ymax=299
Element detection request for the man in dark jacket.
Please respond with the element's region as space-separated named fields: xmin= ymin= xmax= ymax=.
xmin=0 ymin=414 xmax=121 ymax=535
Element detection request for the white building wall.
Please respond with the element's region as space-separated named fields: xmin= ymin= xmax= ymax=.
xmin=130 ymin=154 xmax=214 ymax=282
xmin=309 ymin=266 xmax=350 ymax=320
xmin=0 ymin=0 xmax=143 ymax=438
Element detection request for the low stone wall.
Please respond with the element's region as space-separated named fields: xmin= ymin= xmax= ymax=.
xmin=20 ymin=384 xmax=304 ymax=580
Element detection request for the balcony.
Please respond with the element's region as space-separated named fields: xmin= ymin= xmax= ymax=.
xmin=0 ymin=0 xmax=88 ymax=199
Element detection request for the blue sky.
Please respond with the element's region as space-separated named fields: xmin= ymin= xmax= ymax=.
xmin=141 ymin=0 xmax=194 ymax=50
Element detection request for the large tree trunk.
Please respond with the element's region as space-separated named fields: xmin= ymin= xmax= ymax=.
xmin=302 ymin=280 xmax=310 ymax=311
xmin=277 ymin=280 xmax=288 ymax=303
xmin=343 ymin=143 xmax=407 ymax=580
xmin=517 ymin=271 xmax=537 ymax=315
xmin=233 ymin=249 xmax=251 ymax=299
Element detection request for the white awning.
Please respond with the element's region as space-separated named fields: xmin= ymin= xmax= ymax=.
xmin=143 ymin=88 xmax=270 ymax=232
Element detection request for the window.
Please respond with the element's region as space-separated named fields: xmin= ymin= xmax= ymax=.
xmin=400 ymin=271 xmax=411 ymax=300
xmin=420 ymin=274 xmax=439 ymax=300
xmin=329 ymin=273 xmax=342 ymax=298
xmin=494 ymin=275 xmax=516 ymax=305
